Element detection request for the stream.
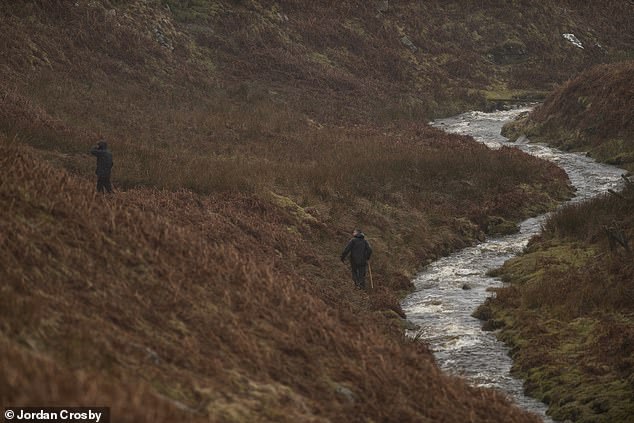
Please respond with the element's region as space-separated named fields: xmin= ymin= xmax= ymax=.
xmin=401 ymin=107 xmax=625 ymax=421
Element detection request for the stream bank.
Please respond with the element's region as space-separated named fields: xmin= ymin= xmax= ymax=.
xmin=402 ymin=107 xmax=625 ymax=422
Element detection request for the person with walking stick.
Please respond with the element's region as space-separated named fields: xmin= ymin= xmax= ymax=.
xmin=340 ymin=228 xmax=373 ymax=290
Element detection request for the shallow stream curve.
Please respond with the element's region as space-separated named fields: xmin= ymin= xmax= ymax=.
xmin=401 ymin=108 xmax=625 ymax=421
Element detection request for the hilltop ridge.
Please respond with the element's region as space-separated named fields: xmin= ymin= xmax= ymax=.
xmin=3 ymin=2 xmax=633 ymax=122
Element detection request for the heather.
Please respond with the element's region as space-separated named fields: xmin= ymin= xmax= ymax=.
xmin=2 ymin=0 xmax=630 ymax=420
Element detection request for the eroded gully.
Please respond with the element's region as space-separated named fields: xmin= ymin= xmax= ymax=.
xmin=401 ymin=107 xmax=625 ymax=421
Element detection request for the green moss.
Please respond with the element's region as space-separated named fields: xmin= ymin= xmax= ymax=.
xmin=485 ymin=216 xmax=519 ymax=236
xmin=482 ymin=88 xmax=548 ymax=103
xmin=309 ymin=52 xmax=335 ymax=68
xmin=490 ymin=308 xmax=634 ymax=421
xmin=500 ymin=113 xmax=532 ymax=141
xmin=591 ymin=138 xmax=634 ymax=170
xmin=486 ymin=236 xmax=634 ymax=422
xmin=266 ymin=191 xmax=318 ymax=224
xmin=498 ymin=242 xmax=596 ymax=282
xmin=500 ymin=62 xmax=634 ymax=170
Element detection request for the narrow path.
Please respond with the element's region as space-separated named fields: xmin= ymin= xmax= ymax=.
xmin=402 ymin=108 xmax=625 ymax=421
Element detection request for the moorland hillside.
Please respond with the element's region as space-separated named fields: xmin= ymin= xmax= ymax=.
xmin=503 ymin=60 xmax=634 ymax=171
xmin=1 ymin=1 xmax=632 ymax=421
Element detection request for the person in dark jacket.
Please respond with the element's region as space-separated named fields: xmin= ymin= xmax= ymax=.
xmin=340 ymin=228 xmax=373 ymax=290
xmin=90 ymin=139 xmax=113 ymax=193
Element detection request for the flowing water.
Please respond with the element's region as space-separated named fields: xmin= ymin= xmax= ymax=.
xmin=401 ymin=107 xmax=626 ymax=421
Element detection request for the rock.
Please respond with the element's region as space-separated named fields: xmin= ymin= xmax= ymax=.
xmin=400 ymin=35 xmax=418 ymax=53
xmin=154 ymin=27 xmax=170 ymax=48
xmin=335 ymin=385 xmax=356 ymax=403
xmin=377 ymin=0 xmax=389 ymax=13
xmin=562 ymin=33 xmax=584 ymax=49
xmin=461 ymin=284 xmax=472 ymax=290
xmin=484 ymin=101 xmax=511 ymax=112
xmin=517 ymin=134 xmax=529 ymax=144
xmin=404 ymin=319 xmax=419 ymax=331
xmin=382 ymin=309 xmax=402 ymax=320
xmin=486 ymin=216 xmax=519 ymax=236
xmin=145 ymin=347 xmax=161 ymax=364
xmin=594 ymin=42 xmax=608 ymax=54
xmin=472 ymin=302 xmax=493 ymax=321
xmin=482 ymin=319 xmax=505 ymax=331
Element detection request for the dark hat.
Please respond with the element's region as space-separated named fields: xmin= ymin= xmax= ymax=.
xmin=97 ymin=140 xmax=107 ymax=149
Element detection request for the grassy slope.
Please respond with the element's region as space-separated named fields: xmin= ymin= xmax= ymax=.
xmin=0 ymin=0 xmax=578 ymax=291
xmin=3 ymin=1 xmax=634 ymax=126
xmin=0 ymin=0 xmax=630 ymax=421
xmin=502 ymin=60 xmax=634 ymax=171
xmin=476 ymin=182 xmax=634 ymax=422
xmin=490 ymin=60 xmax=634 ymax=422
xmin=1 ymin=138 xmax=549 ymax=422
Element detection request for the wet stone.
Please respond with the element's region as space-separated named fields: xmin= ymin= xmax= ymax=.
xmin=482 ymin=319 xmax=505 ymax=331
xmin=404 ymin=319 xmax=419 ymax=331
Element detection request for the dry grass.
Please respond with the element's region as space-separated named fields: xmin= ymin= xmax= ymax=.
xmin=536 ymin=183 xmax=634 ymax=317
xmin=0 ymin=1 xmax=615 ymax=420
xmin=494 ymin=180 xmax=634 ymax=318
xmin=480 ymin=61 xmax=634 ymax=421
xmin=2 ymin=0 xmax=632 ymax=125
xmin=1 ymin=138 xmax=546 ymax=422
xmin=504 ymin=61 xmax=634 ymax=170
xmin=480 ymin=181 xmax=634 ymax=421
xmin=0 ymin=82 xmax=571 ymax=295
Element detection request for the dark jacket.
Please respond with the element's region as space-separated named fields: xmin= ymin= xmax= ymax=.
xmin=90 ymin=146 xmax=113 ymax=177
xmin=341 ymin=233 xmax=372 ymax=265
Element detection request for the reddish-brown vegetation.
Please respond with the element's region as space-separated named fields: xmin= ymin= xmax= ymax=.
xmin=1 ymin=0 xmax=625 ymax=420
xmin=503 ymin=61 xmax=634 ymax=170
xmin=1 ymin=138 xmax=548 ymax=422
xmin=479 ymin=180 xmax=634 ymax=421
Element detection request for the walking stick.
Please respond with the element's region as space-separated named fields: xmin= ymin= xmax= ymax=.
xmin=368 ymin=262 xmax=374 ymax=289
